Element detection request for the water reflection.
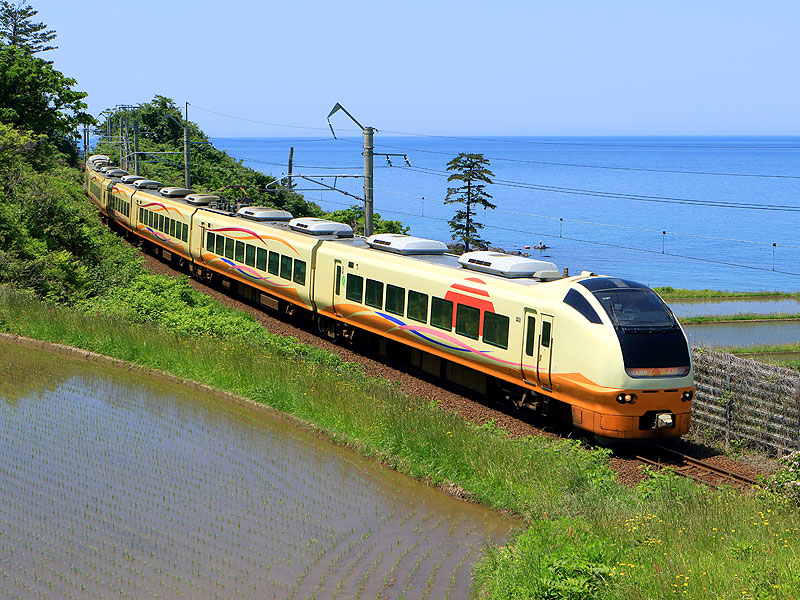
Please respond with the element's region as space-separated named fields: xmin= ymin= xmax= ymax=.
xmin=684 ymin=320 xmax=800 ymax=348
xmin=0 ymin=340 xmax=518 ymax=600
xmin=668 ymin=298 xmax=800 ymax=318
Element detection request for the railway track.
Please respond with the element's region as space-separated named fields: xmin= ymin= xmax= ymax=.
xmin=116 ymin=223 xmax=768 ymax=488
xmin=634 ymin=445 xmax=760 ymax=489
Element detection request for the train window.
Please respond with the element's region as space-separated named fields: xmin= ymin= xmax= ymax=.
xmin=525 ymin=317 xmax=536 ymax=357
xmin=335 ymin=265 xmax=342 ymax=295
xmin=182 ymin=223 xmax=188 ymax=242
xmin=256 ymin=248 xmax=267 ymax=271
xmin=139 ymin=208 xmax=143 ymax=221
xmin=293 ymin=260 xmax=306 ymax=285
xmin=224 ymin=237 xmax=234 ymax=260
xmin=206 ymin=231 xmax=215 ymax=251
xmin=268 ymin=251 xmax=280 ymax=275
xmin=483 ymin=312 xmax=509 ymax=349
xmin=563 ymin=289 xmax=602 ymax=324
xmin=159 ymin=214 xmax=165 ymax=232
xmin=245 ymin=244 xmax=256 ymax=267
xmin=386 ymin=284 xmax=405 ymax=315
xmin=430 ymin=297 xmax=453 ymax=331
xmin=215 ymin=234 xmax=225 ymax=256
xmin=147 ymin=211 xmax=153 ymax=227
xmin=346 ymin=274 xmax=364 ymax=303
xmin=235 ymin=240 xmax=245 ymax=263
xmin=365 ymin=279 xmax=383 ymax=309
xmin=407 ymin=291 xmax=428 ymax=323
xmin=280 ymin=255 xmax=293 ymax=280
xmin=170 ymin=219 xmax=176 ymax=238
xmin=455 ymin=304 xmax=480 ymax=340
xmin=541 ymin=321 xmax=552 ymax=348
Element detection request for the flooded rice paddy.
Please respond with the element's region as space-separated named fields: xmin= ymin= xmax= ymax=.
xmin=683 ymin=320 xmax=800 ymax=348
xmin=0 ymin=340 xmax=518 ymax=599
xmin=667 ymin=297 xmax=800 ymax=319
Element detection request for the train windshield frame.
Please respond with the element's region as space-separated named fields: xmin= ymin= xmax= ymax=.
xmin=592 ymin=288 xmax=676 ymax=330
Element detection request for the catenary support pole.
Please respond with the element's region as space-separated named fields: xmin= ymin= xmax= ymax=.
xmin=184 ymin=102 xmax=191 ymax=188
xmin=133 ymin=117 xmax=140 ymax=176
xmin=363 ymin=126 xmax=374 ymax=237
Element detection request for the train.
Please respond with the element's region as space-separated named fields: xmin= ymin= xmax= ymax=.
xmin=85 ymin=154 xmax=695 ymax=441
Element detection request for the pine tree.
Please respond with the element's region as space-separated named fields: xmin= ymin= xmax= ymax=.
xmin=444 ymin=153 xmax=496 ymax=252
xmin=0 ymin=1 xmax=56 ymax=54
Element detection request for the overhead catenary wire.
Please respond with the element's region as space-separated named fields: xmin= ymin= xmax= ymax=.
xmin=399 ymin=164 xmax=800 ymax=213
xmin=368 ymin=140 xmax=800 ymax=180
xmin=307 ymin=194 xmax=800 ymax=277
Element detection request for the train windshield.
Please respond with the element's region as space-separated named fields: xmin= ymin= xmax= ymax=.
xmin=592 ymin=288 xmax=675 ymax=329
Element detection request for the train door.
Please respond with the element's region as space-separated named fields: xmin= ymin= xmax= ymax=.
xmin=333 ymin=259 xmax=343 ymax=316
xmin=520 ymin=309 xmax=538 ymax=383
xmin=538 ymin=314 xmax=554 ymax=390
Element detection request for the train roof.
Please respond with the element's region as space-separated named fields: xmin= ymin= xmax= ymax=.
xmin=103 ymin=177 xmax=579 ymax=286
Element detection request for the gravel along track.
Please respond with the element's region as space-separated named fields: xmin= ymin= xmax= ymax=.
xmin=130 ymin=242 xmax=769 ymax=488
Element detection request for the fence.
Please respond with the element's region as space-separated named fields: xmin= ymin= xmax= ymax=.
xmin=691 ymin=347 xmax=800 ymax=455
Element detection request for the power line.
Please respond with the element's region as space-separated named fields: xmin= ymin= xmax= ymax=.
xmin=371 ymin=140 xmax=800 ymax=180
xmin=399 ymin=164 xmax=800 ymax=213
xmin=191 ymin=104 xmax=331 ymax=132
xmin=377 ymin=130 xmax=800 ymax=150
xmin=309 ymin=193 xmax=800 ymax=277
xmin=226 ymin=152 xmax=362 ymax=171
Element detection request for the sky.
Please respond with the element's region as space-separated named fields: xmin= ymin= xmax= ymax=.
xmin=35 ymin=0 xmax=800 ymax=137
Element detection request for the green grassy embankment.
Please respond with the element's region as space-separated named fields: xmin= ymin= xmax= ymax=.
xmin=655 ymin=287 xmax=800 ymax=300
xmin=681 ymin=313 xmax=800 ymax=324
xmin=2 ymin=287 xmax=799 ymax=599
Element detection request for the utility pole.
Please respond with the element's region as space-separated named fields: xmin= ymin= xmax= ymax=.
xmin=123 ymin=110 xmax=130 ymax=170
xmin=118 ymin=113 xmax=123 ymax=166
xmin=327 ymin=103 xmax=375 ymax=236
xmin=184 ymin=101 xmax=191 ymax=188
xmin=133 ymin=117 xmax=140 ymax=175
xmin=287 ymin=147 xmax=294 ymax=190
xmin=363 ymin=127 xmax=374 ymax=237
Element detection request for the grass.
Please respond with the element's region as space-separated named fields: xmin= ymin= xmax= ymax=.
xmin=681 ymin=312 xmax=800 ymax=324
xmin=2 ymin=288 xmax=800 ymax=599
xmin=655 ymin=287 xmax=800 ymax=300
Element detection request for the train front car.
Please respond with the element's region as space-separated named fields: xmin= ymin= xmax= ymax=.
xmin=558 ymin=275 xmax=694 ymax=441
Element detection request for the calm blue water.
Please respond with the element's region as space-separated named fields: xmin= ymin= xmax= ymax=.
xmin=210 ymin=136 xmax=800 ymax=292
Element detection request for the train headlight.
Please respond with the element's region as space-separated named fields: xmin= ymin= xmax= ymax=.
xmin=615 ymin=393 xmax=638 ymax=404
xmin=681 ymin=390 xmax=694 ymax=402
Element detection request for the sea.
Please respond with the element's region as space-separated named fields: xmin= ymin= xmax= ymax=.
xmin=208 ymin=136 xmax=800 ymax=293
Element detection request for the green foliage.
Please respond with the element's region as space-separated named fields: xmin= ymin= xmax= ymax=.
xmin=0 ymin=45 xmax=89 ymax=161
xmin=0 ymin=1 xmax=56 ymax=53
xmin=93 ymin=96 xmax=323 ymax=218
xmin=475 ymin=519 xmax=614 ymax=599
xmin=0 ymin=123 xmax=143 ymax=302
xmin=324 ymin=204 xmax=409 ymax=235
xmin=766 ymin=450 xmax=800 ymax=503
xmin=444 ymin=152 xmax=495 ymax=252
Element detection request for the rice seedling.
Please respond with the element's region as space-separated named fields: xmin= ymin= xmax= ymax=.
xmin=0 ymin=339 xmax=516 ymax=599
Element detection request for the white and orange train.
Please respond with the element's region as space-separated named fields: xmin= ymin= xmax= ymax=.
xmin=86 ymin=155 xmax=694 ymax=441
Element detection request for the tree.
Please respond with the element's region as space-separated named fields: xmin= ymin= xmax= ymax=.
xmin=444 ymin=153 xmax=495 ymax=252
xmin=0 ymin=45 xmax=90 ymax=161
xmin=0 ymin=1 xmax=56 ymax=53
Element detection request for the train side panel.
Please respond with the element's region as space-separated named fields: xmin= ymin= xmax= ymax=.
xmin=133 ymin=190 xmax=193 ymax=261
xmin=192 ymin=214 xmax=317 ymax=310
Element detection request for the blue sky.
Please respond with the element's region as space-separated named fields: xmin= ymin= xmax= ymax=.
xmin=39 ymin=0 xmax=800 ymax=136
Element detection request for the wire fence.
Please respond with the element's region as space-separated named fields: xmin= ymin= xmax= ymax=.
xmin=691 ymin=347 xmax=800 ymax=455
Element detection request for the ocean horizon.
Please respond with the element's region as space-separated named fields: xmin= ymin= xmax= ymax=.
xmin=204 ymin=135 xmax=800 ymax=292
